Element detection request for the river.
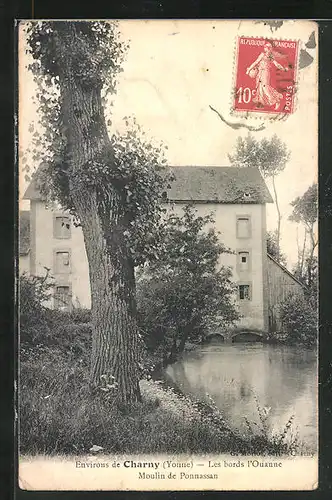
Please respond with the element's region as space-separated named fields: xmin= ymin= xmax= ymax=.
xmin=165 ymin=342 xmax=318 ymax=451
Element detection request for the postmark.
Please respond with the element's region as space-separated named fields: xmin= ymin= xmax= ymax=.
xmin=233 ymin=37 xmax=299 ymax=116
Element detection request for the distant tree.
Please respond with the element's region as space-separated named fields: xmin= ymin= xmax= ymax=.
xmin=279 ymin=293 xmax=317 ymax=346
xmin=137 ymin=206 xmax=239 ymax=365
xmin=229 ymin=133 xmax=290 ymax=257
xmin=289 ymin=183 xmax=318 ymax=289
xmin=292 ymin=256 xmax=318 ymax=304
xmin=266 ymin=230 xmax=287 ymax=266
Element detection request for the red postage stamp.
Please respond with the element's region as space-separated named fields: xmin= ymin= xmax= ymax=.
xmin=233 ymin=37 xmax=299 ymax=115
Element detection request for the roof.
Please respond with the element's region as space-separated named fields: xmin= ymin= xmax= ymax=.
xmin=19 ymin=211 xmax=30 ymax=255
xmin=167 ymin=166 xmax=273 ymax=204
xmin=24 ymin=165 xmax=273 ymax=204
xmin=267 ymin=253 xmax=306 ymax=288
xmin=23 ymin=173 xmax=43 ymax=200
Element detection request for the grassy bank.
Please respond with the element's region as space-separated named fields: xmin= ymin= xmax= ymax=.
xmin=19 ymin=344 xmax=301 ymax=457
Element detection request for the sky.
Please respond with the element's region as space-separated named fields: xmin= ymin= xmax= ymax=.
xmin=18 ymin=20 xmax=318 ymax=268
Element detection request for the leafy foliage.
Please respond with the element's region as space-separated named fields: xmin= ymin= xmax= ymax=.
xmin=19 ymin=272 xmax=54 ymax=346
xmin=289 ymin=183 xmax=318 ymax=291
xmin=24 ymin=21 xmax=172 ymax=268
xmin=266 ymin=230 xmax=287 ymax=266
xmin=289 ymin=183 xmax=318 ymax=228
xmin=228 ymin=133 xmax=290 ymax=179
xmin=19 ymin=272 xmax=92 ymax=356
xmin=292 ymin=255 xmax=318 ymax=302
xmin=137 ymin=206 xmax=239 ymax=363
xmin=26 ymin=21 xmax=126 ymax=95
xmin=278 ymin=293 xmax=317 ymax=346
xmin=23 ymin=21 xmax=127 ymax=207
xmin=101 ymin=119 xmax=173 ymax=266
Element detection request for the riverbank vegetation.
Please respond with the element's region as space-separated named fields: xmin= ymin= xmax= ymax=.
xmin=276 ymin=293 xmax=317 ymax=346
xmin=20 ymin=340 xmax=302 ymax=456
xmin=19 ymin=273 xmax=308 ymax=456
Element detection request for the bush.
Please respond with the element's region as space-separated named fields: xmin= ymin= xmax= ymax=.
xmin=19 ymin=273 xmax=54 ymax=346
xmin=47 ymin=319 xmax=92 ymax=360
xmin=19 ymin=273 xmax=92 ymax=359
xmin=64 ymin=308 xmax=91 ymax=324
xmin=278 ymin=293 xmax=317 ymax=346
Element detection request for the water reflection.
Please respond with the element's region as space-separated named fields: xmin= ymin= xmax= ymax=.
xmin=165 ymin=343 xmax=317 ymax=450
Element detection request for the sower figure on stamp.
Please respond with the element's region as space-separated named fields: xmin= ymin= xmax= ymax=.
xmin=246 ymin=42 xmax=289 ymax=110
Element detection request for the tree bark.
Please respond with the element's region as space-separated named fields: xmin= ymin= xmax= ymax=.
xmin=73 ymin=189 xmax=141 ymax=403
xmin=58 ymin=24 xmax=141 ymax=403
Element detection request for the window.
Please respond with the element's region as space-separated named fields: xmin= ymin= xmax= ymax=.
xmin=236 ymin=216 xmax=251 ymax=238
xmin=237 ymin=250 xmax=250 ymax=272
xmin=54 ymin=216 xmax=71 ymax=239
xmin=238 ymin=284 xmax=251 ymax=300
xmin=54 ymin=286 xmax=71 ymax=311
xmin=55 ymin=251 xmax=71 ymax=274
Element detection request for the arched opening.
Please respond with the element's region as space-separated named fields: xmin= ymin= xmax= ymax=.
xmin=231 ymin=331 xmax=263 ymax=343
xmin=203 ymin=333 xmax=225 ymax=344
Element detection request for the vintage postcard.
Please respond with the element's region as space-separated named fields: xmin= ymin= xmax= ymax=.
xmin=18 ymin=19 xmax=318 ymax=491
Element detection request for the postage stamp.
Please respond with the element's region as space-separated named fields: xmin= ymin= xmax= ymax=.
xmin=233 ymin=37 xmax=299 ymax=116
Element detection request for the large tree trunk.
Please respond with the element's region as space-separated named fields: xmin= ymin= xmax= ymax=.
xmin=73 ymin=188 xmax=141 ymax=403
xmin=58 ymin=24 xmax=141 ymax=403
